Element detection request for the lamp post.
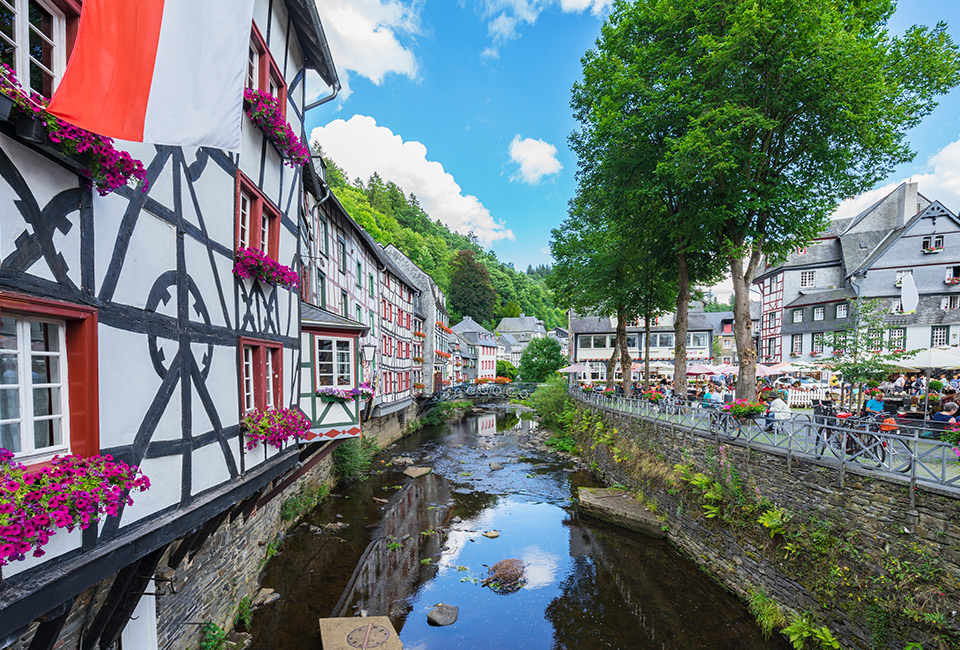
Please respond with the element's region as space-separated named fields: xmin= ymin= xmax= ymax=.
xmin=361 ymin=343 xmax=378 ymax=369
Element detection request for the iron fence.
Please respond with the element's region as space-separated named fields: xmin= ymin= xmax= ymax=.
xmin=572 ymin=388 xmax=960 ymax=503
xmin=424 ymin=382 xmax=540 ymax=405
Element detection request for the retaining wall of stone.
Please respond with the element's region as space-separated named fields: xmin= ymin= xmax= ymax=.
xmin=574 ymin=403 xmax=960 ymax=650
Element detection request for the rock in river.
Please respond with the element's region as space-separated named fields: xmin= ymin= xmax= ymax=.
xmin=427 ymin=603 xmax=459 ymax=626
xmin=489 ymin=462 xmax=504 ymax=471
xmin=403 ymin=467 xmax=432 ymax=479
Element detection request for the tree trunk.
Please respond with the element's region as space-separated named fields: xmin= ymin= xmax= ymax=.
xmin=731 ymin=254 xmax=760 ymax=401
xmin=606 ymin=336 xmax=620 ymax=391
xmin=673 ymin=252 xmax=690 ymax=399
xmin=616 ymin=306 xmax=633 ymax=398
xmin=643 ymin=309 xmax=652 ymax=392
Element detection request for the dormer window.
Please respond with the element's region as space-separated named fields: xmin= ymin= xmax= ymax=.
xmin=922 ymin=235 xmax=944 ymax=254
xmin=800 ymin=271 xmax=815 ymax=288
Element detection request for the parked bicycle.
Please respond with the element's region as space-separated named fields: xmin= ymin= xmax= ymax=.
xmin=812 ymin=400 xmax=910 ymax=470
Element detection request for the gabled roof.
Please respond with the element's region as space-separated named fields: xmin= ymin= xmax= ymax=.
xmin=287 ymin=0 xmax=339 ymax=88
xmin=850 ymin=201 xmax=960 ymax=277
xmin=496 ymin=315 xmax=546 ymax=334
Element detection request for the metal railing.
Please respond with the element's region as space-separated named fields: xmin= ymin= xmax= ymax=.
xmin=572 ymin=388 xmax=960 ymax=503
xmin=424 ymin=382 xmax=540 ymax=405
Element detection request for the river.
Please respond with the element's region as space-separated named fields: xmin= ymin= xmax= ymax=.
xmin=250 ymin=409 xmax=789 ymax=650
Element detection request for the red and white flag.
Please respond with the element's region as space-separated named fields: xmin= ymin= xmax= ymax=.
xmin=47 ymin=0 xmax=255 ymax=151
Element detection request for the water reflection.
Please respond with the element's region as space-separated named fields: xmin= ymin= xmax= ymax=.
xmin=250 ymin=410 xmax=788 ymax=650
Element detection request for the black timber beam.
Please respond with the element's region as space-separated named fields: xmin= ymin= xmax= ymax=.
xmin=25 ymin=597 xmax=75 ymax=650
xmin=0 ymin=449 xmax=299 ymax=640
xmin=97 ymin=547 xmax=166 ymax=650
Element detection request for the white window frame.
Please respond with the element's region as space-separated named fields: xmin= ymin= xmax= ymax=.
xmin=812 ymin=332 xmax=824 ymax=354
xmin=791 ymin=334 xmax=802 ymax=355
xmin=933 ymin=326 xmax=948 ymax=348
xmin=895 ymin=270 xmax=912 ymax=286
xmin=836 ymin=303 xmax=848 ymax=319
xmin=242 ymin=347 xmax=255 ymax=414
xmin=813 ymin=306 xmax=824 ymax=321
xmin=315 ymin=336 xmax=354 ymax=389
xmin=0 ymin=0 xmax=67 ymax=97
xmin=800 ymin=271 xmax=815 ymax=288
xmin=792 ymin=309 xmax=803 ymax=324
xmin=890 ymin=328 xmax=906 ymax=350
xmin=0 ymin=314 xmax=69 ymax=460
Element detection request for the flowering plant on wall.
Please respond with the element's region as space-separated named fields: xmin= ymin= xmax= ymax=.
xmin=947 ymin=277 xmax=960 ymax=286
xmin=413 ymin=356 xmax=424 ymax=363
xmin=922 ymin=246 xmax=943 ymax=254
xmin=243 ymin=89 xmax=309 ymax=167
xmin=0 ymin=449 xmax=149 ymax=567
xmin=233 ymin=247 xmax=299 ymax=289
xmin=436 ymin=321 xmax=453 ymax=335
xmin=436 ymin=350 xmax=452 ymax=359
xmin=413 ymin=382 xmax=425 ymax=390
xmin=317 ymin=383 xmax=375 ymax=403
xmin=641 ymin=389 xmax=664 ymax=402
xmin=720 ymin=400 xmax=766 ymax=418
xmin=241 ymin=408 xmax=309 ymax=450
xmin=413 ymin=331 xmax=426 ymax=338
xmin=0 ymin=65 xmax=147 ymax=196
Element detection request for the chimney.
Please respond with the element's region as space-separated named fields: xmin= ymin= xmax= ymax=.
xmin=897 ymin=181 xmax=918 ymax=229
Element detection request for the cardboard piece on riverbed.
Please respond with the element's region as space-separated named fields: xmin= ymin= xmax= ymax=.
xmin=318 ymin=616 xmax=402 ymax=649
xmin=577 ymin=488 xmax=666 ymax=539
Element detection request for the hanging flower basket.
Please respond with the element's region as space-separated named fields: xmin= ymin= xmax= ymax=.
xmin=233 ymin=246 xmax=299 ymax=289
xmin=0 ymin=449 xmax=149 ymax=567
xmin=0 ymin=65 xmax=147 ymax=196
xmin=242 ymin=408 xmax=309 ymax=450
xmin=243 ymin=89 xmax=309 ymax=167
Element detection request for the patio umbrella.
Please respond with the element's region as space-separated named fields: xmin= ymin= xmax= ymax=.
xmin=686 ymin=363 xmax=715 ymax=376
xmin=755 ymin=364 xmax=778 ymax=377
xmin=712 ymin=364 xmax=738 ymax=374
xmin=631 ymin=360 xmax=674 ymax=372
xmin=895 ymin=347 xmax=960 ymax=371
xmin=557 ymin=363 xmax=591 ymax=374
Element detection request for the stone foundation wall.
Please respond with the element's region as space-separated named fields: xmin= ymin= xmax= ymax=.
xmin=573 ymin=403 xmax=960 ymax=650
xmin=365 ymin=402 xmax=418 ymax=449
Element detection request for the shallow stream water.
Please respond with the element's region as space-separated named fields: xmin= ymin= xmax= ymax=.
xmin=250 ymin=410 xmax=789 ymax=650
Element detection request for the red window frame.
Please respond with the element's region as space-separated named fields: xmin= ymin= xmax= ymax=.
xmin=0 ymin=292 xmax=99 ymax=459
xmin=249 ymin=22 xmax=287 ymax=117
xmin=239 ymin=337 xmax=283 ymax=413
xmin=235 ymin=172 xmax=281 ymax=260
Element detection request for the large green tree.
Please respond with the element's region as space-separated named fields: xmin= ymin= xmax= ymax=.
xmin=449 ymin=249 xmax=497 ymax=324
xmin=519 ymin=337 xmax=567 ymax=383
xmin=575 ymin=0 xmax=960 ymax=400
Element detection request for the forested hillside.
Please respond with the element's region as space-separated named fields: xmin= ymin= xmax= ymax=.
xmin=322 ymin=157 xmax=566 ymax=330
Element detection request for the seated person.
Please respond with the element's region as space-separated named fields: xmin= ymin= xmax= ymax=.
xmin=931 ymin=402 xmax=959 ymax=425
xmin=864 ymin=395 xmax=885 ymax=416
xmin=765 ymin=391 xmax=791 ymax=429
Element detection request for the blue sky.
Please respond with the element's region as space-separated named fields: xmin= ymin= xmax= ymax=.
xmin=306 ymin=0 xmax=960 ymax=277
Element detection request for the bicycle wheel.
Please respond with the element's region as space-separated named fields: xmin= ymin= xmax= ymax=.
xmin=815 ymin=427 xmax=842 ymax=459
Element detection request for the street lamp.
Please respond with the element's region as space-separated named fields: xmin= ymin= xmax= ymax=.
xmin=361 ymin=343 xmax=378 ymax=368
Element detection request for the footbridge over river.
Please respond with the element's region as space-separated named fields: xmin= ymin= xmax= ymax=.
xmin=421 ymin=382 xmax=540 ymax=407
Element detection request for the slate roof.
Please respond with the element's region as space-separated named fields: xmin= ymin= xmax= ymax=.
xmin=785 ymin=288 xmax=856 ymax=308
xmin=496 ymin=315 xmax=547 ymax=334
xmin=301 ymin=302 xmax=369 ymax=332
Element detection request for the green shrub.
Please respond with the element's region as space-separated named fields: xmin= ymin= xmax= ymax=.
xmin=748 ymin=588 xmax=787 ymax=639
xmin=929 ymin=380 xmax=944 ymax=393
xmin=280 ymin=483 xmax=329 ymax=522
xmin=545 ymin=431 xmax=577 ymax=454
xmin=421 ymin=401 xmax=473 ymax=427
xmin=333 ymin=437 xmax=380 ymax=482
xmin=526 ymin=374 xmax=575 ymax=431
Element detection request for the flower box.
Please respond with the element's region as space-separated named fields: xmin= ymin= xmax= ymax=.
xmin=413 ymin=331 xmax=426 ymax=338
xmin=0 ymin=449 xmax=149 ymax=567
xmin=721 ymin=400 xmax=766 ymax=418
xmin=436 ymin=321 xmax=453 ymax=334
xmin=233 ymin=247 xmax=299 ymax=289
xmin=947 ymin=277 xmax=960 ymax=286
xmin=316 ymin=383 xmax=374 ymax=403
xmin=242 ymin=408 xmax=309 ymax=450
xmin=0 ymin=66 xmax=147 ymax=196
xmin=413 ymin=356 xmax=424 ymax=363
xmin=243 ymin=89 xmax=309 ymax=167
xmin=923 ymin=247 xmax=943 ymax=254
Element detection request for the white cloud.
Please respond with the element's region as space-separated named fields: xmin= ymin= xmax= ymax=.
xmin=312 ymin=0 xmax=421 ymax=101
xmin=509 ymin=135 xmax=562 ymax=184
xmin=833 ymin=139 xmax=960 ymax=221
xmin=311 ymin=115 xmax=515 ymax=246
xmin=473 ymin=0 xmax=613 ymax=55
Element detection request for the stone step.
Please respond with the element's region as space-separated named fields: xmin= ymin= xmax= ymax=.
xmin=577 ymin=488 xmax=666 ymax=539
xmin=318 ymin=616 xmax=402 ymax=649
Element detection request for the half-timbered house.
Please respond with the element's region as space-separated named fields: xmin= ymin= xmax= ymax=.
xmin=0 ymin=2 xmax=345 ymax=648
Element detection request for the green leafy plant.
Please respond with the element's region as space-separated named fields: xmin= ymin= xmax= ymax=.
xmin=199 ymin=622 xmax=227 ymax=650
xmin=748 ymin=588 xmax=788 ymax=639
xmin=758 ymin=507 xmax=790 ymax=539
xmin=333 ymin=437 xmax=380 ymax=482
xmin=234 ymin=596 xmax=253 ymax=632
xmin=257 ymin=536 xmax=283 ymax=571
xmin=280 ymin=483 xmax=329 ymax=523
xmin=782 ymin=612 xmax=840 ymax=650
